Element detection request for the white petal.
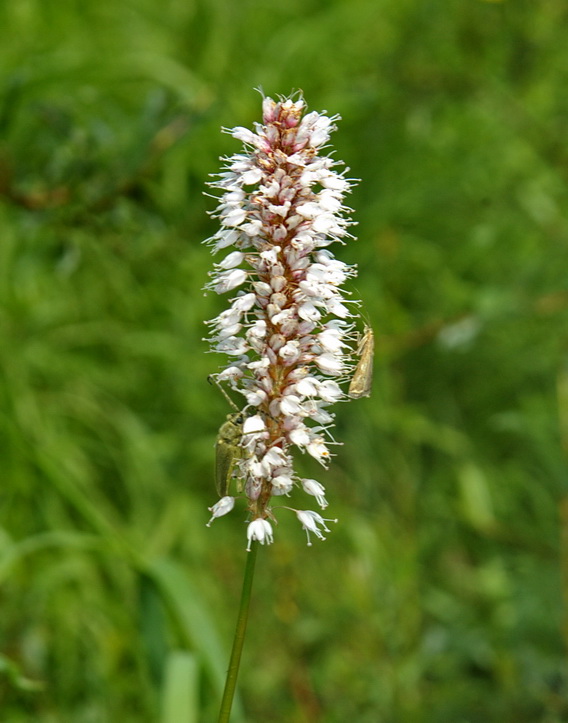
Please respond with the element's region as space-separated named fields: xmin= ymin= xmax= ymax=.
xmin=307 ymin=438 xmax=330 ymax=463
xmin=215 ymin=337 xmax=249 ymax=355
xmin=298 ymin=301 xmax=321 ymax=322
xmin=231 ymin=292 xmax=257 ymax=312
xmin=206 ymin=496 xmax=235 ymax=527
xmin=315 ymin=353 xmax=343 ymax=375
xmin=244 ymin=389 xmax=267 ymax=406
xmin=243 ymin=414 xmax=266 ymax=434
xmin=216 ymin=366 xmax=244 ymax=383
xmin=312 ymin=213 xmax=337 ymax=234
xmin=241 ymin=168 xmax=263 ymax=185
xmin=318 ymin=380 xmax=343 ymax=402
xmin=232 ymin=126 xmax=259 ymax=145
xmin=289 ymin=426 xmax=311 ymax=446
xmin=279 ymin=341 xmax=301 ymax=365
xmin=246 ymin=519 xmax=274 ymax=550
xmin=295 ymin=378 xmax=319 ymax=397
xmin=326 ymin=298 xmax=351 ymax=318
xmin=301 ymin=479 xmax=328 ymax=508
xmin=217 ymin=251 xmax=245 ymax=269
xmin=216 ymin=322 xmax=242 ymax=339
xmin=271 ymin=475 xmax=294 ymax=495
xmin=295 ymin=202 xmax=321 ymax=219
xmin=222 ymin=207 xmax=247 ymax=227
xmin=241 ymin=219 xmax=263 ymax=236
xmin=211 ymin=228 xmax=240 ymax=250
xmin=214 ymin=269 xmax=248 ymax=293
xmin=280 ymin=395 xmax=302 ymax=415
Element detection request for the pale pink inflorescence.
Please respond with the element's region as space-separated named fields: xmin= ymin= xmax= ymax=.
xmin=205 ymin=93 xmax=360 ymax=547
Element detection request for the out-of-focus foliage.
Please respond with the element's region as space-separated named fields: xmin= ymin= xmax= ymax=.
xmin=1 ymin=0 xmax=567 ymax=720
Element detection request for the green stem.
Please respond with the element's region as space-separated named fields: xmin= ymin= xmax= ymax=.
xmin=217 ymin=541 xmax=258 ymax=723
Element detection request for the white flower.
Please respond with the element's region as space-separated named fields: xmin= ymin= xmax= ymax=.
xmin=259 ymin=447 xmax=289 ymax=476
xmin=295 ymin=510 xmax=338 ymax=545
xmin=215 ymin=323 xmax=242 ymax=340
xmin=216 ymin=366 xmax=244 ymax=383
xmin=315 ymin=353 xmax=343 ymax=375
xmin=214 ymin=337 xmax=249 ymax=355
xmin=288 ymin=424 xmax=311 ymax=447
xmin=231 ymin=126 xmax=260 ymax=146
xmin=216 ymin=251 xmax=245 ymax=269
xmin=278 ymin=340 xmax=301 ymax=364
xmin=317 ymin=328 xmax=347 ymax=353
xmin=211 ymin=269 xmax=248 ymax=293
xmin=294 ymin=377 xmax=319 ymax=397
xmin=231 ymin=292 xmax=257 ymax=312
xmin=271 ymin=474 xmax=294 ymax=495
xmin=279 ymin=394 xmax=302 ymax=416
xmin=206 ymin=496 xmax=235 ymax=527
xmin=221 ymin=207 xmax=247 ymax=228
xmin=298 ymin=301 xmax=322 ymax=322
xmin=244 ymin=388 xmax=267 ymax=406
xmin=243 ymin=414 xmax=266 ymax=434
xmin=208 ymin=228 xmax=240 ymax=251
xmin=318 ymin=380 xmax=343 ymax=402
xmin=301 ymin=479 xmax=328 ymax=508
xmin=326 ymin=298 xmax=352 ymax=318
xmin=307 ymin=438 xmax=331 ymax=464
xmin=241 ymin=168 xmax=263 ymax=185
xmin=246 ymin=519 xmax=274 ymax=551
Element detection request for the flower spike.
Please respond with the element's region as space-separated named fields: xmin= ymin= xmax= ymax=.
xmin=205 ymin=93 xmax=364 ymax=547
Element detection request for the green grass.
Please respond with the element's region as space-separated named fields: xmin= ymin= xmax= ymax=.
xmin=1 ymin=0 xmax=568 ymax=720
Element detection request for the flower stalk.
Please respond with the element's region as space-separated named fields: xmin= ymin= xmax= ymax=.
xmin=217 ymin=541 xmax=258 ymax=723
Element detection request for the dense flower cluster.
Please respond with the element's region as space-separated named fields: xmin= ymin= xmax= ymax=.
xmin=205 ymin=94 xmax=361 ymax=547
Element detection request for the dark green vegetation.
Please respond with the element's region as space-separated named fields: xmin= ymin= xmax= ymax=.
xmin=1 ymin=1 xmax=567 ymax=720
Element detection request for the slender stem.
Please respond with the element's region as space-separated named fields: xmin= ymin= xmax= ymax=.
xmin=217 ymin=541 xmax=258 ymax=723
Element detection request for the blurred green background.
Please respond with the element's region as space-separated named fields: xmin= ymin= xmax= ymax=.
xmin=1 ymin=0 xmax=567 ymax=721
